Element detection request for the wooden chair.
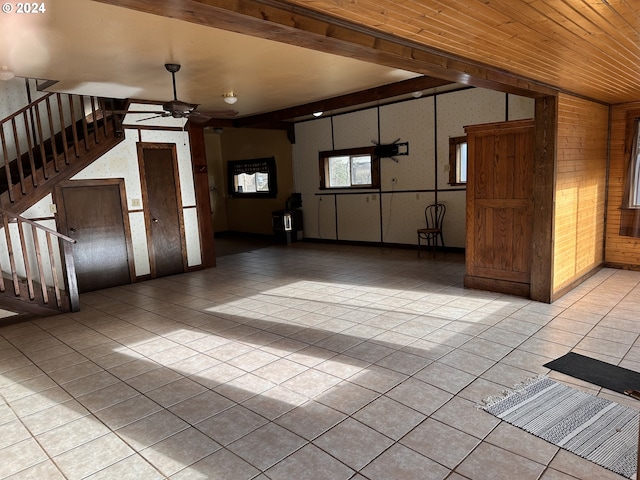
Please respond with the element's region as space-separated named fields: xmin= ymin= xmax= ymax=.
xmin=417 ymin=203 xmax=446 ymax=257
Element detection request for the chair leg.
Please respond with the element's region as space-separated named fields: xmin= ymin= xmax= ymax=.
xmin=417 ymin=235 xmax=421 ymax=257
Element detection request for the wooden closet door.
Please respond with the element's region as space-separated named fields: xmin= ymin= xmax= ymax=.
xmin=57 ymin=180 xmax=133 ymax=293
xmin=465 ymin=119 xmax=535 ymax=297
xmin=138 ymin=143 xmax=186 ymax=278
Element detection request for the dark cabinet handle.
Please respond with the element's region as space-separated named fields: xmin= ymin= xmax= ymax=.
xmin=70 ymin=227 xmax=76 ymax=233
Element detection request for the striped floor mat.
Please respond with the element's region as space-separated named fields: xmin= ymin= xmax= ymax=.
xmin=482 ymin=376 xmax=639 ymax=479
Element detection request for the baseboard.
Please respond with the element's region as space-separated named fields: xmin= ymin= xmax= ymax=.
xmin=464 ymin=274 xmax=530 ymax=298
xmin=551 ymin=264 xmax=604 ymax=302
xmin=302 ymin=237 xmax=465 ymax=253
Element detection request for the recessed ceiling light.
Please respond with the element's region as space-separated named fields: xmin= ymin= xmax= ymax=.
xmin=312 ymin=111 xmax=323 ymax=117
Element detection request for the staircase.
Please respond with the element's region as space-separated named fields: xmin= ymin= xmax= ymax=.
xmin=0 ymin=91 xmax=126 ymax=314
xmin=0 ymin=93 xmax=125 ymax=213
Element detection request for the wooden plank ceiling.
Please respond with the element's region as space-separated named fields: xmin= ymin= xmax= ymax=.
xmin=94 ymin=0 xmax=640 ymax=106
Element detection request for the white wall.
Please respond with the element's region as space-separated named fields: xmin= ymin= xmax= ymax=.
xmin=293 ymin=87 xmax=535 ymax=248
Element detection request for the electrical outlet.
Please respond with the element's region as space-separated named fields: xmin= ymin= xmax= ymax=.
xmin=49 ymin=204 xmax=57 ymax=214
xmin=132 ymin=198 xmax=141 ymax=207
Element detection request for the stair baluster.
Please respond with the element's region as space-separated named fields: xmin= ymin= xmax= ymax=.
xmin=2 ymin=214 xmax=20 ymax=296
xmin=68 ymin=96 xmax=80 ymax=158
xmin=0 ymin=127 xmax=13 ymax=203
xmin=33 ymin=101 xmax=49 ymax=180
xmin=22 ymin=111 xmax=38 ymax=188
xmin=10 ymin=118 xmax=26 ymax=194
xmin=56 ymin=93 xmax=70 ymax=164
xmin=0 ymin=209 xmax=78 ymax=313
xmin=44 ymin=96 xmax=60 ymax=173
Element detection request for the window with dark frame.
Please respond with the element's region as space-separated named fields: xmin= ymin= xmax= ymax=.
xmin=319 ymin=146 xmax=380 ymax=189
xmin=228 ymin=157 xmax=277 ymax=198
xmin=620 ymin=112 xmax=640 ymax=237
xmin=448 ymin=136 xmax=468 ymax=186
xmin=626 ymin=118 xmax=640 ymax=207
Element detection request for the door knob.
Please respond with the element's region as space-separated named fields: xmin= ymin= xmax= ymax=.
xmin=152 ymin=218 xmax=159 ymax=223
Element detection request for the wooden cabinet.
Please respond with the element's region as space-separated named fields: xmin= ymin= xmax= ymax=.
xmin=464 ymin=119 xmax=535 ymax=297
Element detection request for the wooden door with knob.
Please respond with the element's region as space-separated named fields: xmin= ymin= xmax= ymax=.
xmin=137 ymin=143 xmax=186 ymax=278
xmin=56 ymin=179 xmax=134 ymax=293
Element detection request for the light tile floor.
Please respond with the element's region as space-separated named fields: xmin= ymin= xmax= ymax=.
xmin=1 ymin=242 xmax=640 ymax=479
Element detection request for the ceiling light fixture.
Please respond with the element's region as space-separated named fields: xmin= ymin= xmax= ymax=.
xmin=223 ymin=92 xmax=238 ymax=104
xmin=0 ymin=66 xmax=15 ymax=81
xmin=411 ymin=91 xmax=423 ymax=98
xmin=312 ymin=111 xmax=323 ymax=117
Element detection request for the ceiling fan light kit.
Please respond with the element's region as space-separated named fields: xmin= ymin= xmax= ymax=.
xmin=223 ymin=92 xmax=238 ymax=104
xmin=0 ymin=66 xmax=15 ymax=81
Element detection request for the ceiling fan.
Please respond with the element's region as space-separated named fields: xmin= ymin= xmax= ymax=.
xmin=121 ymin=63 xmax=238 ymax=122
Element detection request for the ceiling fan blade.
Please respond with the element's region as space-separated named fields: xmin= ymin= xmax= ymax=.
xmin=196 ymin=109 xmax=239 ymax=118
xmin=106 ymin=110 xmax=167 ymax=115
xmin=187 ymin=113 xmax=211 ymax=123
xmin=127 ymin=110 xmax=167 ymax=114
xmin=136 ymin=114 xmax=165 ymax=122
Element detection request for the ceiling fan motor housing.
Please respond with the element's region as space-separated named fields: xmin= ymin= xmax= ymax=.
xmin=165 ymin=63 xmax=181 ymax=73
xmin=163 ymin=100 xmax=195 ymax=118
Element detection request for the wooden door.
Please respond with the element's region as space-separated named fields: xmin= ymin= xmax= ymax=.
xmin=57 ymin=180 xmax=133 ymax=293
xmin=464 ymin=119 xmax=535 ymax=297
xmin=138 ymin=143 xmax=186 ymax=278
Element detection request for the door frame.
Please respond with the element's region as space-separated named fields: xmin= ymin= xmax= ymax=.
xmin=55 ymin=178 xmax=136 ymax=287
xmin=137 ymin=142 xmax=188 ymax=278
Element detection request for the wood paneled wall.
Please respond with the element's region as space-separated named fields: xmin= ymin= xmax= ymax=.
xmin=552 ymin=94 xmax=609 ymax=296
xmin=606 ymin=100 xmax=640 ymax=267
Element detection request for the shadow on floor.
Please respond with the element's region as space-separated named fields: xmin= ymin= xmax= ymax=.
xmin=214 ymin=232 xmax=278 ymax=257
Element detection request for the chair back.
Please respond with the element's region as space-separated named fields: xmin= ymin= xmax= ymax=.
xmin=425 ymin=203 xmax=446 ymax=230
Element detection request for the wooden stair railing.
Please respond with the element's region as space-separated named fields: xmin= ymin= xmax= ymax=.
xmin=0 ymin=209 xmax=79 ymax=313
xmin=0 ymin=92 xmax=124 ymax=211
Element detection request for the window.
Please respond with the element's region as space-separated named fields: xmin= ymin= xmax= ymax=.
xmin=448 ymin=136 xmax=468 ymax=185
xmin=228 ymin=157 xmax=277 ymax=198
xmin=319 ymin=146 xmax=380 ymax=189
xmin=620 ymin=112 xmax=640 ymax=237
xmin=626 ymin=118 xmax=640 ymax=208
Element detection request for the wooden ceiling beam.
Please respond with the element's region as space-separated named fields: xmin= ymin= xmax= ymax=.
xmin=234 ymin=75 xmax=454 ymax=127
xmin=92 ymin=0 xmax=558 ymax=99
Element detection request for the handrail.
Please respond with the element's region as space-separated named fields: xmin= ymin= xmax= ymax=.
xmin=0 ymin=209 xmax=76 ymax=243
xmin=0 ymin=92 xmax=55 ymax=125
